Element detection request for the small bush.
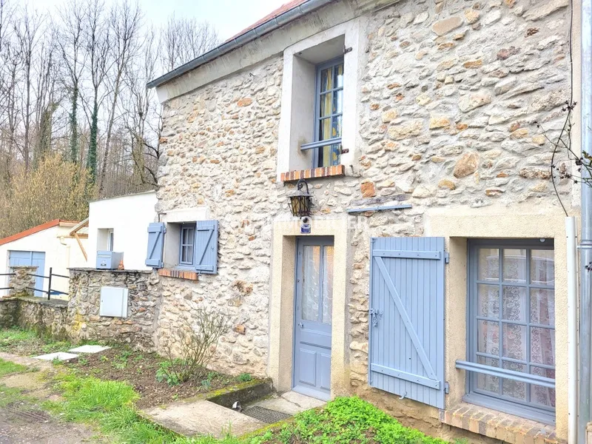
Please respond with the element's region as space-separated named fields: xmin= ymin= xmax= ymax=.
xmin=237 ymin=373 xmax=252 ymax=382
xmin=157 ymin=309 xmax=230 ymax=385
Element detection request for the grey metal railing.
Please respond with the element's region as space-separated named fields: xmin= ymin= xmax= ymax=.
xmin=456 ymin=360 xmax=555 ymax=389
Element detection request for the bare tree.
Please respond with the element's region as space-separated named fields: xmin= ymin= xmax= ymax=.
xmin=82 ymin=0 xmax=110 ymax=182
xmin=58 ymin=0 xmax=86 ymax=164
xmin=13 ymin=7 xmax=44 ymax=171
xmin=159 ymin=15 xmax=219 ymax=74
xmin=98 ymin=0 xmax=142 ymax=193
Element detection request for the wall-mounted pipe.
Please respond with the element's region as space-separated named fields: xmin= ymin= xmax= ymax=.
xmin=567 ymin=217 xmax=577 ymax=444
xmin=579 ymin=0 xmax=592 ymax=441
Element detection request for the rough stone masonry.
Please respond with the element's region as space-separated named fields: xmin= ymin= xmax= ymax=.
xmin=153 ymin=0 xmax=573 ymax=441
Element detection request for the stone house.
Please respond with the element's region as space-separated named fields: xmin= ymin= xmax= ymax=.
xmin=145 ymin=0 xmax=579 ymax=442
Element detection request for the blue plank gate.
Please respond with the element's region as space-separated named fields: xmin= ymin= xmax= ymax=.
xmin=369 ymin=237 xmax=446 ymax=409
xmin=8 ymin=251 xmax=46 ymax=297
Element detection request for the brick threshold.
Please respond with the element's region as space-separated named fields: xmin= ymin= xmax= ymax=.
xmin=158 ymin=268 xmax=199 ymax=281
xmin=440 ymin=403 xmax=563 ymax=444
xmin=280 ymin=165 xmax=345 ymax=182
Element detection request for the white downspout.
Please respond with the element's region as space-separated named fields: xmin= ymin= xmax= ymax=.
xmin=567 ymin=216 xmax=578 ymax=444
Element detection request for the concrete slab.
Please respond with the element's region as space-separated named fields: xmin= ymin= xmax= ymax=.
xmin=68 ymin=345 xmax=111 ymax=354
xmin=143 ymin=400 xmax=266 ymax=438
xmin=33 ymin=352 xmax=79 ymax=362
xmin=251 ymin=391 xmax=326 ymax=416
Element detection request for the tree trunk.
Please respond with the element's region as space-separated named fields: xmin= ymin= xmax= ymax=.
xmin=69 ymin=85 xmax=79 ymax=164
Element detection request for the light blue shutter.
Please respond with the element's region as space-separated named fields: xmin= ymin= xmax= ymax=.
xmin=369 ymin=237 xmax=446 ymax=409
xmin=145 ymin=223 xmax=166 ymax=268
xmin=194 ymin=220 xmax=218 ymax=274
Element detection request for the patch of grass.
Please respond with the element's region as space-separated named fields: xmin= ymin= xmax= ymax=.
xmin=237 ymin=373 xmax=252 ymax=383
xmin=250 ymin=397 xmax=449 ymax=444
xmin=0 ymin=358 xmax=27 ymax=376
xmin=0 ymin=327 xmax=37 ymax=344
xmin=0 ymin=385 xmax=26 ymax=407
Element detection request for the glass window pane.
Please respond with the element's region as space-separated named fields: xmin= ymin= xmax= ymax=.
xmin=502 ymin=361 xmax=527 ymax=401
xmin=502 ymin=286 xmax=527 ymax=322
xmin=503 ymin=249 xmax=527 ymax=283
xmin=319 ymin=144 xmax=340 ymax=168
xmin=320 ymin=68 xmax=332 ymax=92
xmin=531 ymin=250 xmax=555 ymax=285
xmin=319 ymin=117 xmax=332 ymax=141
xmin=530 ymin=289 xmax=555 ymax=326
xmin=319 ymin=92 xmax=332 ymax=118
xmin=332 ymin=90 xmax=343 ymax=115
xmin=331 ymin=115 xmax=342 ymax=139
xmin=478 ymin=248 xmax=499 ymax=282
xmin=302 ymin=246 xmax=321 ymax=322
xmin=531 ymin=367 xmax=556 ymax=407
xmin=477 ymin=320 xmax=499 ymax=355
xmin=502 ymin=323 xmax=527 ymax=360
xmin=476 ymin=355 xmax=499 ymax=394
xmin=333 ymin=63 xmax=344 ymax=88
xmin=531 ymin=327 xmax=555 ymax=366
xmin=186 ymin=246 xmax=193 ymax=264
xmin=322 ymin=246 xmax=334 ymax=324
xmin=477 ymin=284 xmax=499 ymax=319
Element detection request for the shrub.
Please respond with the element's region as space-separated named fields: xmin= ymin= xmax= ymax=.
xmin=157 ymin=309 xmax=230 ymax=385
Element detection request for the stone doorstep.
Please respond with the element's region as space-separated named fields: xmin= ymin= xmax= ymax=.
xmin=68 ymin=345 xmax=111 ymax=354
xmin=34 ymin=352 xmax=79 ymax=362
xmin=440 ymin=403 xmax=564 ymax=444
xmin=144 ymin=400 xmax=266 ymax=439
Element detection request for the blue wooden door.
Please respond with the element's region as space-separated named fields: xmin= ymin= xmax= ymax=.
xmin=9 ymin=251 xmax=45 ymax=297
xmin=369 ymin=237 xmax=446 ymax=408
xmin=293 ymin=237 xmax=334 ymax=400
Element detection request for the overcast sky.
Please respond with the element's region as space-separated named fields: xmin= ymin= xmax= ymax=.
xmin=25 ymin=0 xmax=288 ymax=40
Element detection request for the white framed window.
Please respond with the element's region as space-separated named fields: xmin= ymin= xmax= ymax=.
xmin=465 ymin=239 xmax=555 ymax=424
xmin=97 ymin=228 xmax=114 ymax=252
xmin=277 ymin=18 xmax=365 ymax=179
xmin=179 ymin=223 xmax=195 ymax=266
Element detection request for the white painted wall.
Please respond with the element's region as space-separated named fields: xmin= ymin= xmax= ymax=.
xmin=0 ymin=224 xmax=88 ymax=297
xmin=87 ymin=191 xmax=157 ymax=271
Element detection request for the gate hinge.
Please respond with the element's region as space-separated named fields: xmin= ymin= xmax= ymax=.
xmin=343 ymin=46 xmax=353 ymax=54
xmin=369 ymin=308 xmax=382 ymax=327
xmin=444 ymin=252 xmax=450 ymax=264
xmin=444 ymin=382 xmax=450 ymax=394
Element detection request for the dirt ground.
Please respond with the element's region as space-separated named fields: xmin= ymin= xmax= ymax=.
xmin=64 ymin=347 xmax=240 ymax=409
xmin=0 ymin=365 xmax=100 ymax=444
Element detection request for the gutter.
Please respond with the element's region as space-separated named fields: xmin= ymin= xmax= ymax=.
xmin=146 ymin=0 xmax=334 ymax=89
xmin=579 ymin=0 xmax=592 ymax=442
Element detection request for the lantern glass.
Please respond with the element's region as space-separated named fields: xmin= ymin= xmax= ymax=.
xmin=288 ymin=179 xmax=312 ymax=217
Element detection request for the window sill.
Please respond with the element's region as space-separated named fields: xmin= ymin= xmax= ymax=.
xmin=280 ymin=165 xmax=345 ymax=182
xmin=157 ymin=268 xmax=199 ymax=281
xmin=440 ymin=402 xmax=563 ymax=443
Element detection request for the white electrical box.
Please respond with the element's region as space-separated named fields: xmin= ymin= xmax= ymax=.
xmin=99 ymin=287 xmax=129 ymax=318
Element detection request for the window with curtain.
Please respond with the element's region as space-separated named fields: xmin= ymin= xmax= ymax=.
xmin=315 ymin=59 xmax=344 ymax=168
xmin=468 ymin=240 xmax=555 ymax=423
xmin=179 ymin=223 xmax=195 ymax=266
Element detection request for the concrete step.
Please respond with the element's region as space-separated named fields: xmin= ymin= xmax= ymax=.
xmin=143 ymin=399 xmax=266 ymax=438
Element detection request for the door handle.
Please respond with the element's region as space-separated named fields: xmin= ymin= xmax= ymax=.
xmin=297 ymin=322 xmax=304 ymax=328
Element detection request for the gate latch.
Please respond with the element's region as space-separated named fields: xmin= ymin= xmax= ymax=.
xmin=369 ymin=308 xmax=382 ymax=327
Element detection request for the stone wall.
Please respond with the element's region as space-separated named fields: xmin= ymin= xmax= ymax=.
xmin=154 ymin=0 xmax=573 ymax=440
xmin=9 ymin=266 xmax=37 ymax=297
xmin=155 ymin=56 xmax=284 ymax=377
xmin=0 ymin=297 xmax=68 ymax=338
xmin=68 ymin=269 xmax=162 ymax=350
xmin=0 ymin=298 xmax=17 ymax=328
xmin=156 ymin=0 xmax=572 ymax=369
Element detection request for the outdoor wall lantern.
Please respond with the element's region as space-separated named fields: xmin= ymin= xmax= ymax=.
xmin=288 ymin=179 xmax=312 ymax=218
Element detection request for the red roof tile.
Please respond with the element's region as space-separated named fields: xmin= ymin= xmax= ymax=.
xmin=0 ymin=219 xmax=79 ymax=247
xmin=226 ymin=0 xmax=308 ymax=42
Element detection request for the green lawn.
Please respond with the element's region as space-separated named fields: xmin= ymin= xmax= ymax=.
xmin=0 ymin=358 xmax=27 ymax=377
xmin=44 ymin=372 xmax=448 ymax=444
xmin=0 ymin=328 xmax=449 ymax=443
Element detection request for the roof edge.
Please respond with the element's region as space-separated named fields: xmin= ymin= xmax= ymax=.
xmin=147 ymin=0 xmax=333 ymax=89
xmin=0 ymin=219 xmax=79 ymax=247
